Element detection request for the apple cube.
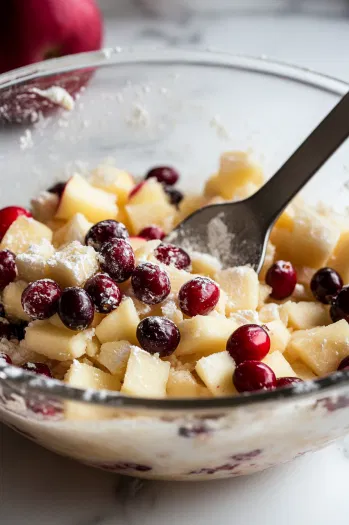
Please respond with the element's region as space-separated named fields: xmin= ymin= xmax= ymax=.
xmin=195 ymin=351 xmax=237 ymax=396
xmin=287 ymin=320 xmax=349 ymax=375
xmin=176 ymin=315 xmax=239 ymax=357
xmin=160 ymin=264 xmax=192 ymax=295
xmin=91 ymin=312 xmax=106 ymax=328
xmin=0 ymin=216 xmax=52 ymax=255
xmin=291 ymin=361 xmax=317 ymax=381
xmin=53 ymin=213 xmax=93 ymax=248
xmin=174 ymin=195 xmax=207 ymax=226
xmin=16 ymin=240 xmax=54 ymax=282
xmin=271 ymin=206 xmax=340 ymax=268
xmin=96 ymin=340 xmax=132 ymax=378
xmin=264 ymin=320 xmax=291 ymax=354
xmin=167 ymin=369 xmax=210 ymax=398
xmin=280 ymin=301 xmax=331 ymax=330
xmin=95 ymin=297 xmax=140 ymax=345
xmin=258 ymin=283 xmax=272 ymax=308
xmin=2 ymin=280 xmax=30 ymax=322
xmin=263 ymin=351 xmax=297 ymax=378
xmin=134 ymin=239 xmax=162 ymax=264
xmin=121 ymin=346 xmax=170 ymax=398
xmin=328 ymin=230 xmax=349 ymax=284
xmin=229 ymin=309 xmax=259 ymax=326
xmin=64 ymin=361 xmax=120 ymax=420
xmin=125 ymin=200 xmax=175 ymax=235
xmin=86 ymin=336 xmax=101 ymax=358
xmin=258 ymin=303 xmax=281 ymax=323
xmin=47 ymin=241 xmax=98 ymax=288
xmin=160 ymin=299 xmax=184 ymax=325
xmin=272 ymin=205 xmax=295 ymax=232
xmin=30 ymin=191 xmax=59 ymax=223
xmin=128 ymin=178 xmax=168 ymax=205
xmin=129 ymin=236 xmax=147 ymax=251
xmin=25 ymin=321 xmax=94 ymax=361
xmin=214 ymin=266 xmax=259 ymax=313
xmin=55 ymin=174 xmax=118 ymax=223
xmin=190 ymin=251 xmax=222 ymax=278
xmin=89 ymin=164 xmax=134 ymax=205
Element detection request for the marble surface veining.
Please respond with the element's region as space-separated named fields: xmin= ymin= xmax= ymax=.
xmin=2 ymin=3 xmax=349 ymax=524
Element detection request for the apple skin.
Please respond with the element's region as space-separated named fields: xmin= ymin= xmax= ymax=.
xmin=0 ymin=0 xmax=103 ymax=74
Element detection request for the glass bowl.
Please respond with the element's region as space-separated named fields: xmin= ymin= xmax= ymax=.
xmin=1 ymin=48 xmax=349 ymax=481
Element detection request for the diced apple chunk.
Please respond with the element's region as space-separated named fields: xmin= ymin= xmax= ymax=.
xmin=125 ymin=201 xmax=175 ymax=235
xmin=264 ymin=320 xmax=291 ymax=354
xmin=287 ymin=320 xmax=349 ymax=375
xmin=95 ymin=298 xmax=140 ymax=345
xmin=90 ymin=164 xmax=134 ymax=204
xmin=56 ymin=174 xmax=118 ymax=223
xmin=196 ymin=351 xmax=237 ymax=396
xmin=134 ymin=239 xmax=162 ymax=264
xmin=214 ymin=266 xmax=259 ymax=313
xmin=176 ymin=315 xmax=239 ymax=357
xmin=129 ymin=236 xmax=147 ymax=251
xmin=258 ymin=303 xmax=281 ymax=323
xmin=64 ymin=361 xmax=120 ymax=420
xmin=0 ymin=216 xmax=52 ymax=255
xmin=291 ymin=361 xmax=317 ymax=381
xmin=16 ymin=240 xmax=54 ymax=282
xmin=86 ymin=336 xmax=101 ymax=358
xmin=258 ymin=283 xmax=272 ymax=308
xmin=160 ymin=299 xmax=184 ymax=325
xmin=47 ymin=241 xmax=98 ymax=288
xmin=121 ymin=347 xmax=170 ymax=398
xmin=328 ymin=230 xmax=349 ymax=284
xmin=2 ymin=280 xmax=30 ymax=321
xmin=96 ymin=340 xmax=132 ymax=378
xmin=175 ymin=195 xmax=207 ymax=225
xmin=263 ymin=351 xmax=297 ymax=378
xmin=128 ymin=178 xmax=168 ymax=206
xmin=30 ymin=191 xmax=59 ymax=223
xmin=167 ymin=369 xmax=210 ymax=398
xmin=160 ymin=264 xmax=192 ymax=295
xmin=190 ymin=251 xmax=222 ymax=278
xmin=280 ymin=301 xmax=331 ymax=330
xmin=25 ymin=321 xmax=94 ymax=361
xmin=53 ymin=213 xmax=93 ymax=248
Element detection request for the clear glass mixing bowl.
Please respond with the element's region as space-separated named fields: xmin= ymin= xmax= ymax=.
xmin=1 ymin=48 xmax=349 ymax=480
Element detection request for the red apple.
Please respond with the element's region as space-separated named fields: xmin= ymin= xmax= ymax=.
xmin=0 ymin=0 xmax=103 ymax=74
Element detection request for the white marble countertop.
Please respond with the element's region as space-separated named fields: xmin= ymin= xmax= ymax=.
xmin=2 ymin=3 xmax=349 ymax=523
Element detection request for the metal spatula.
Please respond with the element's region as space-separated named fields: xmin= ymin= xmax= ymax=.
xmin=166 ymin=91 xmax=349 ymax=272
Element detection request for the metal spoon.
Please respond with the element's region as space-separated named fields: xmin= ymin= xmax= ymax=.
xmin=166 ymin=91 xmax=349 ymax=272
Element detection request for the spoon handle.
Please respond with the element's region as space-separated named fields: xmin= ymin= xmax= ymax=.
xmin=251 ymin=90 xmax=349 ymax=226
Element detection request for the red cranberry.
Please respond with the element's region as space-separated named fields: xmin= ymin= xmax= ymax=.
xmin=310 ymin=267 xmax=343 ymax=304
xmin=233 ymin=361 xmax=276 ymax=393
xmin=0 ymin=320 xmax=11 ymax=339
xmin=136 ymin=316 xmax=180 ymax=357
xmin=129 ymin=181 xmax=146 ymax=200
xmin=0 ymin=206 xmax=32 ymax=241
xmin=139 ymin=226 xmax=166 ymax=241
xmin=178 ymin=277 xmax=220 ymax=317
xmin=47 ymin=181 xmax=66 ymax=198
xmin=145 ymin=166 xmax=179 ymax=186
xmin=58 ymin=287 xmax=94 ymax=331
xmin=0 ymin=352 xmax=12 ymax=365
xmin=100 ymin=239 xmax=135 ymax=283
xmin=22 ymin=362 xmax=52 ymax=378
xmin=0 ymin=249 xmax=17 ymax=290
xmin=131 ymin=262 xmax=171 ymax=304
xmin=21 ymin=279 xmax=62 ymax=320
xmin=330 ymin=286 xmax=349 ymax=323
xmin=84 ymin=273 xmax=122 ymax=313
xmin=276 ymin=377 xmax=303 ymax=388
xmin=265 ymin=260 xmax=297 ymax=300
xmin=338 ymin=356 xmax=349 ymax=371
xmin=154 ymin=243 xmax=191 ymax=271
xmin=227 ymin=324 xmax=270 ymax=364
xmin=164 ymin=187 xmax=184 ymax=207
xmin=85 ymin=220 xmax=129 ymax=251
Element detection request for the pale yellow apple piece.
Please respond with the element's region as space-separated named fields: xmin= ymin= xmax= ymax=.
xmin=128 ymin=178 xmax=168 ymax=206
xmin=97 ymin=340 xmax=132 ymax=378
xmin=134 ymin=239 xmax=162 ymax=264
xmin=64 ymin=361 xmax=120 ymax=420
xmin=259 ymin=242 xmax=276 ymax=281
xmin=328 ymin=230 xmax=349 ymax=284
xmin=95 ymin=297 xmax=140 ymax=345
xmin=291 ymin=361 xmax=318 ymax=381
xmin=47 ymin=241 xmax=98 ymax=288
xmin=190 ymin=252 xmax=222 ymax=278
xmin=53 ymin=213 xmax=93 ymax=248
xmin=160 ymin=264 xmax=193 ymax=295
xmin=272 ymin=205 xmax=295 ymax=232
xmin=55 ymin=174 xmax=118 ymax=223
xmin=91 ymin=312 xmax=106 ymax=328
xmin=16 ymin=240 xmax=54 ymax=282
xmin=125 ymin=201 xmax=175 ymax=235
xmin=86 ymin=336 xmax=101 ymax=358
xmin=280 ymin=301 xmax=331 ymax=330
xmin=214 ymin=266 xmax=259 ymax=313
xmin=176 ymin=316 xmax=239 ymax=357
xmin=229 ymin=309 xmax=259 ymax=326
xmin=263 ymin=351 xmax=297 ymax=378
xmin=271 ymin=206 xmax=340 ymax=268
xmin=30 ymin=191 xmax=59 ymax=223
xmin=90 ymin=164 xmax=134 ymax=204
xmin=174 ymin=195 xmax=207 ymax=225
xmin=121 ymin=347 xmax=170 ymax=398
xmin=291 ymin=284 xmax=313 ymax=302
xmin=25 ymin=321 xmax=94 ymax=361
xmin=258 ymin=303 xmax=281 ymax=323
xmin=287 ymin=320 xmax=349 ymax=375
xmin=265 ymin=320 xmax=291 ymax=354
xmin=196 ymin=351 xmax=237 ymax=396
xmin=0 ymin=216 xmax=52 ymax=255
xmin=2 ymin=280 xmax=30 ymax=322
xmin=167 ymin=369 xmax=210 ymax=398
xmin=258 ymin=283 xmax=272 ymax=308
xmin=129 ymin=237 xmax=147 ymax=251
xmin=160 ymin=299 xmax=184 ymax=325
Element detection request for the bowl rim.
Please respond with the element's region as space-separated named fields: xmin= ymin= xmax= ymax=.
xmin=0 ymin=47 xmax=349 ymax=412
